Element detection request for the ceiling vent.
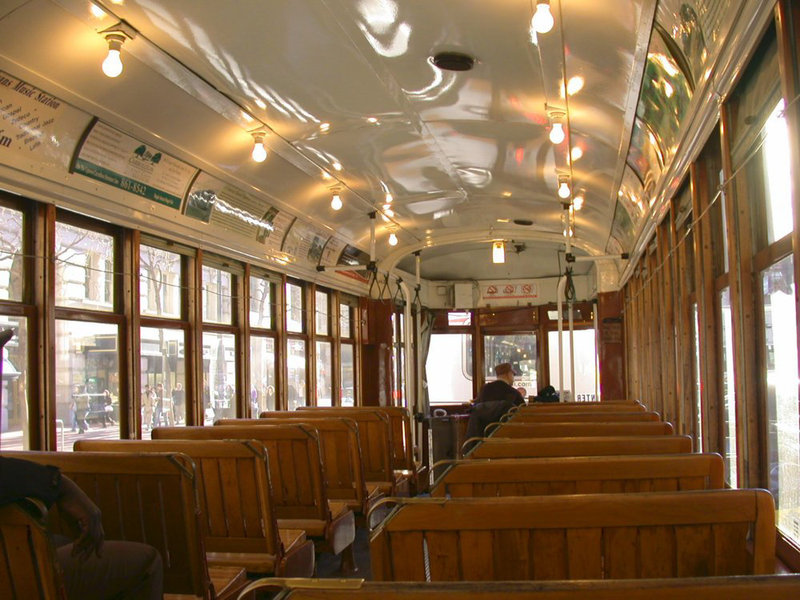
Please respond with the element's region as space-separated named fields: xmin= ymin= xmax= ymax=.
xmin=432 ymin=51 xmax=475 ymax=71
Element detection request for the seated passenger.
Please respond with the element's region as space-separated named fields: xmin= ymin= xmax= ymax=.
xmin=533 ymin=385 xmax=560 ymax=403
xmin=0 ymin=456 xmax=163 ymax=600
xmin=464 ymin=363 xmax=524 ymax=440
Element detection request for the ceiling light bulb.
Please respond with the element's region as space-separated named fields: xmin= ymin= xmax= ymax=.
xmin=331 ymin=193 xmax=342 ymax=210
xmin=492 ymin=241 xmax=505 ymax=264
xmin=570 ymin=146 xmax=583 ymax=161
xmin=558 ymin=180 xmax=571 ymax=199
xmin=251 ymin=133 xmax=267 ymax=162
xmin=388 ymin=232 xmax=398 ymax=246
xmin=567 ymin=76 xmax=585 ymax=96
xmin=532 ymin=1 xmax=554 ymax=34
xmin=573 ymin=195 xmax=584 ymax=210
xmin=101 ymin=34 xmax=126 ymax=78
xmin=549 ymin=122 xmax=565 ymax=144
xmin=385 ymin=192 xmax=393 ymax=203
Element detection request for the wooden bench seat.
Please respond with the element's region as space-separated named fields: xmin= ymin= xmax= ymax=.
xmin=298 ymin=406 xmax=419 ymax=493
xmin=74 ymin=439 xmax=315 ymax=577
xmin=465 ymin=435 xmax=693 ymax=458
xmin=260 ymin=410 xmax=398 ymax=496
xmin=371 ymin=489 xmax=776 ymax=581
xmin=236 ymin=575 xmax=800 ymax=599
xmin=431 ymin=453 xmax=724 ymax=497
xmin=520 ymin=400 xmax=647 ymax=409
xmin=1 ymin=451 xmax=246 ymax=600
xmin=216 ymin=418 xmax=383 ymax=523
xmin=0 ymin=499 xmax=65 ymax=600
xmin=505 ymin=411 xmax=662 ymax=423
xmin=152 ymin=425 xmax=355 ymax=570
xmin=487 ymin=421 xmax=675 ymax=438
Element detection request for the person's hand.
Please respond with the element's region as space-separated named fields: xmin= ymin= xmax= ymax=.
xmin=56 ymin=475 xmax=104 ymax=560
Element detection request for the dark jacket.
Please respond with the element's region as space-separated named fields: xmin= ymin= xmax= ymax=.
xmin=465 ymin=380 xmax=524 ymax=440
xmin=0 ymin=457 xmax=61 ymax=506
xmin=475 ymin=380 xmax=524 ymax=406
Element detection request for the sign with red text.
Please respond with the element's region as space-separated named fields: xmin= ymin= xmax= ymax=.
xmin=480 ymin=281 xmax=539 ymax=301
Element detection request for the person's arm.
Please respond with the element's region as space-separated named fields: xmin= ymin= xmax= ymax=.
xmin=56 ymin=474 xmax=104 ymax=559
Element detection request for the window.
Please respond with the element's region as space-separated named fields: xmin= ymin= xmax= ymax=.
xmin=315 ymin=290 xmax=329 ymax=336
xmin=762 ymin=255 xmax=800 ymax=546
xmin=249 ymin=336 xmax=276 ymax=416
xmin=426 ymin=333 xmax=473 ymax=403
xmin=719 ymin=287 xmax=737 ymax=486
xmin=315 ymin=340 xmax=332 ymax=407
xmin=286 ymin=281 xmax=304 ymax=333
xmin=55 ymin=222 xmax=114 ymax=312
xmin=202 ymin=332 xmax=236 ymax=424
xmin=287 ymin=338 xmax=307 ymax=410
xmin=55 ymin=320 xmax=120 ymax=449
xmin=486 ymin=333 xmax=538 ymax=400
xmin=547 ymin=330 xmax=596 ymax=402
xmin=340 ymin=303 xmax=353 ymax=338
xmin=140 ymin=327 xmax=186 ymax=432
xmin=340 ymin=343 xmax=355 ymax=407
xmin=140 ymin=246 xmax=182 ymax=319
xmin=249 ymin=275 xmax=274 ymax=329
xmin=202 ymin=264 xmax=233 ymax=324
xmin=0 ymin=206 xmax=23 ymax=302
xmin=692 ymin=303 xmax=703 ymax=451
xmin=0 ymin=316 xmax=28 ymax=450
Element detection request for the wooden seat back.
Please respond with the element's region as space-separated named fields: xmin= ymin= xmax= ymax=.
xmin=152 ymin=425 xmax=328 ymax=523
xmin=74 ymin=439 xmax=283 ymax=565
xmin=488 ymin=421 xmax=674 ymax=438
xmin=517 ymin=401 xmax=647 ymax=412
xmin=215 ymin=418 xmax=370 ymax=514
xmin=506 ymin=411 xmax=661 ymax=423
xmin=371 ymin=489 xmax=776 ymax=581
xmin=431 ymin=453 xmax=724 ymax=497
xmin=2 ymin=451 xmax=211 ymax=598
xmin=466 ymin=435 xmax=693 ymax=459
xmin=237 ymin=575 xmax=800 ymax=599
xmin=0 ymin=499 xmax=65 ymax=600
xmin=259 ymin=411 xmax=393 ymax=489
xmin=299 ymin=406 xmax=415 ymax=472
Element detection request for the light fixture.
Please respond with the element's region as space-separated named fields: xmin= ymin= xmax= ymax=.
xmin=557 ymin=175 xmax=571 ymax=199
xmin=101 ymin=32 xmax=127 ymax=78
xmin=251 ymin=132 xmax=268 ymax=162
xmin=332 ymin=161 xmax=342 ymax=171
xmin=492 ymin=241 xmax=505 ymax=264
xmin=566 ymin=76 xmax=585 ymax=96
xmin=330 ymin=192 xmax=342 ymax=211
xmin=573 ymin=194 xmax=584 ymax=211
xmin=385 ymin=192 xmax=393 ymax=203
xmin=570 ymin=146 xmax=583 ymax=162
xmin=548 ymin=111 xmax=566 ymax=144
xmin=388 ymin=232 xmax=398 ymax=246
xmin=532 ymin=1 xmax=554 ymax=34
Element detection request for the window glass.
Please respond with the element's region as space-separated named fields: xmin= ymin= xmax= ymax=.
xmin=0 ymin=317 xmax=28 ymax=449
xmin=140 ymin=327 xmax=186 ymax=433
xmin=761 ymin=100 xmax=793 ymax=244
xmin=426 ymin=333 xmax=473 ymax=404
xmin=720 ymin=287 xmax=737 ymax=486
xmin=315 ymin=340 xmax=332 ymax=407
xmin=692 ymin=303 xmax=703 ymax=451
xmin=55 ymin=222 xmax=114 ymax=312
xmin=547 ymin=330 xmax=596 ymax=401
xmin=249 ymin=336 xmax=276 ymax=417
xmin=249 ymin=276 xmax=273 ymax=329
xmin=287 ymin=338 xmax=307 ymax=410
xmin=55 ymin=320 xmax=119 ymax=450
xmin=202 ymin=332 xmax=236 ymax=423
xmin=0 ymin=206 xmax=23 ymax=302
xmin=315 ymin=290 xmax=329 ymax=335
xmin=762 ymin=255 xmax=800 ymax=545
xmin=202 ymin=265 xmax=232 ymax=324
xmin=286 ymin=282 xmax=304 ymax=333
xmin=140 ymin=246 xmax=181 ymax=318
xmin=341 ymin=343 xmax=355 ymax=407
xmin=340 ymin=303 xmax=353 ymax=338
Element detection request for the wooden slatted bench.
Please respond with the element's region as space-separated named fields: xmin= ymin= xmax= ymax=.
xmin=431 ymin=453 xmax=724 ymax=497
xmin=0 ymin=499 xmax=65 ymax=600
xmin=74 ymin=439 xmax=315 ymax=577
xmin=215 ymin=418 xmax=383 ymax=523
xmin=152 ymin=425 xmax=356 ymax=572
xmin=505 ymin=411 xmax=662 ymax=423
xmin=260 ymin=410 xmax=397 ymax=496
xmin=299 ymin=406 xmax=419 ymax=493
xmin=487 ymin=421 xmax=675 ymax=438
xmin=1 ymin=451 xmax=246 ymax=600
xmin=370 ymin=490 xmax=776 ymax=581
xmin=465 ymin=435 xmax=694 ymax=459
xmin=236 ymin=575 xmax=800 ymax=599
xmin=516 ymin=401 xmax=647 ymax=412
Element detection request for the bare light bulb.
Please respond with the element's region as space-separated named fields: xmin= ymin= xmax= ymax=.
xmin=331 ymin=193 xmax=342 ymax=210
xmin=532 ymin=1 xmax=554 ymax=34
xmin=101 ymin=34 xmax=126 ymax=78
xmin=558 ymin=180 xmax=571 ymax=199
xmin=549 ymin=122 xmax=565 ymax=144
xmin=251 ymin=134 xmax=267 ymax=162
xmin=388 ymin=232 xmax=398 ymax=246
xmin=492 ymin=241 xmax=505 ymax=264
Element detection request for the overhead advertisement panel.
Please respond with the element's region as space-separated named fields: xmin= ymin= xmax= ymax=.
xmin=0 ymin=70 xmax=92 ymax=172
xmin=71 ymin=119 xmax=198 ymax=209
xmin=282 ymin=218 xmax=331 ymax=267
